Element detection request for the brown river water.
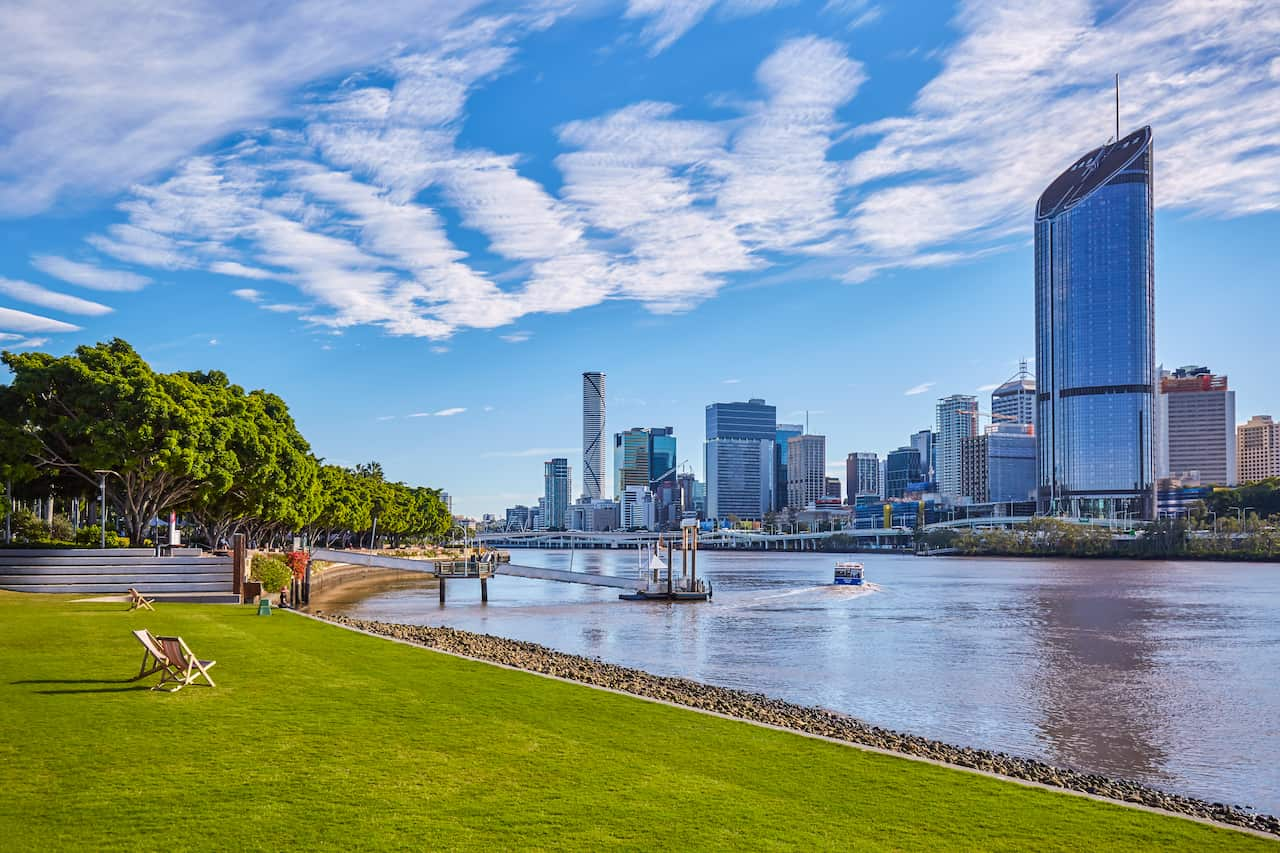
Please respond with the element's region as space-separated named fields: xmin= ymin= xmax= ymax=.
xmin=322 ymin=550 xmax=1280 ymax=813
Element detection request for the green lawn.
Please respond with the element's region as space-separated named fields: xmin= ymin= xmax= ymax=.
xmin=0 ymin=593 xmax=1271 ymax=851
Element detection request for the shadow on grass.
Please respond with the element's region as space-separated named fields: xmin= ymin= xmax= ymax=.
xmin=14 ymin=677 xmax=154 ymax=694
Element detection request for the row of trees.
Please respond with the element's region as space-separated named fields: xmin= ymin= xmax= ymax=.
xmin=1 ymin=339 xmax=451 ymax=548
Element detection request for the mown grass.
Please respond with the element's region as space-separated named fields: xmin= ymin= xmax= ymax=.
xmin=0 ymin=591 xmax=1271 ymax=851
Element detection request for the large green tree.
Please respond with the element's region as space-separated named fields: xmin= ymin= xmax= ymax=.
xmin=2 ymin=340 xmax=233 ymax=543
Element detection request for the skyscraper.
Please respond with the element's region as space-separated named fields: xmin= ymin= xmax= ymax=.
xmin=992 ymin=361 xmax=1036 ymax=427
xmin=1157 ymin=366 xmax=1236 ymax=485
xmin=1035 ymin=125 xmax=1156 ymax=518
xmin=582 ymin=372 xmax=606 ymax=500
xmin=774 ymin=423 xmax=803 ymax=512
xmin=543 ymin=457 xmax=572 ymax=531
xmin=884 ymin=446 xmax=922 ymax=498
xmin=845 ymin=452 xmax=881 ymax=504
xmin=786 ymin=434 xmax=826 ymax=510
xmin=1237 ymin=415 xmax=1280 ymax=483
xmin=936 ymin=395 xmax=977 ymax=498
xmin=706 ymin=399 xmax=777 ymax=521
xmin=910 ymin=429 xmax=935 ymax=483
xmin=613 ymin=428 xmax=652 ymax=501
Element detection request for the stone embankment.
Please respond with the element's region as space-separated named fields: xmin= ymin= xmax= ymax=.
xmin=319 ymin=614 xmax=1279 ymax=838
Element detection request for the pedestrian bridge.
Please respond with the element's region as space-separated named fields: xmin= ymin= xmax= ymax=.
xmin=309 ymin=547 xmax=637 ymax=592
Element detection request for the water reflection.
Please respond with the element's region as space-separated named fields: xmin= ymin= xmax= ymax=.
xmin=328 ymin=550 xmax=1280 ymax=812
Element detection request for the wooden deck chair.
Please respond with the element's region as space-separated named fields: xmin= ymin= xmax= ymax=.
xmin=131 ymin=629 xmax=173 ymax=683
xmin=127 ymin=588 xmax=156 ymax=611
xmin=154 ymin=635 xmax=217 ymax=692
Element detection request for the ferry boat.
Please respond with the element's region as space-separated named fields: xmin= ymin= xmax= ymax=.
xmin=833 ymin=561 xmax=864 ymax=586
xmin=619 ymin=539 xmax=712 ymax=602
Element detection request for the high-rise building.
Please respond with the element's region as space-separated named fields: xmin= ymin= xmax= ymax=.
xmin=504 ymin=505 xmax=530 ymax=531
xmin=1035 ymin=125 xmax=1156 ymax=518
xmin=786 ymin=434 xmax=826 ymax=510
xmin=1157 ymin=366 xmax=1236 ymax=485
xmin=543 ymin=458 xmax=572 ymax=530
xmin=582 ymin=372 xmax=606 ymax=500
xmin=568 ymin=497 xmax=620 ymax=532
xmin=910 ymin=429 xmax=935 ymax=483
xmin=845 ymin=452 xmax=881 ymax=503
xmin=1238 ymin=415 xmax=1280 ymax=482
xmin=884 ymin=446 xmax=922 ymax=499
xmin=706 ymin=399 xmax=777 ymax=521
xmin=439 ymin=491 xmax=453 ymax=514
xmin=621 ymin=486 xmax=656 ymax=530
xmin=936 ymin=395 xmax=977 ymax=498
xmin=774 ymin=423 xmax=803 ymax=512
xmin=613 ymin=428 xmax=652 ymax=501
xmin=961 ymin=426 xmax=1037 ymax=504
xmin=992 ymin=361 xmax=1036 ymax=427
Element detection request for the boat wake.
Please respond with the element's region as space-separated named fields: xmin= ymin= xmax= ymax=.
xmin=728 ymin=582 xmax=882 ymax=610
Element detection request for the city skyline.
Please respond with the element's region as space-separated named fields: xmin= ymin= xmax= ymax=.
xmin=2 ymin=2 xmax=1278 ymax=518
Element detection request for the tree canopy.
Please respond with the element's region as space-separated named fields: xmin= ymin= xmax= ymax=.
xmin=1 ymin=338 xmax=449 ymax=548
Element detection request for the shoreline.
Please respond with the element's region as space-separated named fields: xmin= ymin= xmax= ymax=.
xmin=315 ymin=611 xmax=1280 ymax=838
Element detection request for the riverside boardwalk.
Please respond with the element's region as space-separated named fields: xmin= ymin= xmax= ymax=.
xmin=0 ymin=591 xmax=1272 ymax=851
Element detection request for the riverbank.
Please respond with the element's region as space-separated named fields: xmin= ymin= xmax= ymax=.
xmin=319 ymin=613 xmax=1280 ymax=838
xmin=1 ymin=591 xmax=1271 ymax=850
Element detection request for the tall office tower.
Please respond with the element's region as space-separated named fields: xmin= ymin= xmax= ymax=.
xmin=1157 ymin=366 xmax=1237 ymax=485
xmin=910 ymin=429 xmax=935 ymax=482
xmin=936 ymin=395 xmax=977 ymax=497
xmin=885 ymin=446 xmax=922 ymax=498
xmin=961 ymin=426 xmax=1037 ymax=504
xmin=1238 ymin=415 xmax=1280 ymax=482
xmin=582 ymin=372 xmax=606 ymax=499
xmin=543 ymin=458 xmax=572 ymax=531
xmin=992 ymin=360 xmax=1036 ymax=426
xmin=1036 ymin=126 xmax=1156 ymax=518
xmin=621 ymin=486 xmax=656 ymax=530
xmin=613 ymin=428 xmax=652 ymax=501
xmin=705 ymin=399 xmax=777 ymax=520
xmin=439 ymin=491 xmax=453 ymax=514
xmin=504 ymin=505 xmax=531 ymax=531
xmin=845 ymin=452 xmax=881 ymax=504
xmin=774 ymin=423 xmax=803 ymax=512
xmin=786 ymin=434 xmax=826 ymax=510
xmin=648 ymin=427 xmax=679 ymax=529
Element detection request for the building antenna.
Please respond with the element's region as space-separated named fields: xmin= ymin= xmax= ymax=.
xmin=1114 ymin=73 xmax=1120 ymax=142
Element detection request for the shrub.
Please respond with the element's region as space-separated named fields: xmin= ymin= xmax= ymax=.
xmin=73 ymin=526 xmax=129 ymax=548
xmin=251 ymin=553 xmax=292 ymax=593
xmin=49 ymin=515 xmax=75 ymax=543
xmin=12 ymin=509 xmax=50 ymax=543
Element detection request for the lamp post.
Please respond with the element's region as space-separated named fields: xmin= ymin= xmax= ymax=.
xmin=93 ymin=470 xmax=120 ymax=548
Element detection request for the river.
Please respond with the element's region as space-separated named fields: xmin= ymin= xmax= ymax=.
xmin=322 ymin=549 xmax=1280 ymax=813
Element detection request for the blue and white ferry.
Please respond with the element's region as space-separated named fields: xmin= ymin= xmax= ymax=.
xmin=833 ymin=561 xmax=864 ymax=586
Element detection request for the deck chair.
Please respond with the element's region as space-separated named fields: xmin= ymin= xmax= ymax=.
xmin=131 ymin=629 xmax=171 ymax=682
xmin=154 ymin=635 xmax=217 ymax=692
xmin=127 ymin=588 xmax=156 ymax=611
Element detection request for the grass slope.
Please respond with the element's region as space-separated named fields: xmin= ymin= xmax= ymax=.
xmin=0 ymin=592 xmax=1270 ymax=851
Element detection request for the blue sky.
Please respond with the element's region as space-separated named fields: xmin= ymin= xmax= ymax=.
xmin=2 ymin=0 xmax=1278 ymax=517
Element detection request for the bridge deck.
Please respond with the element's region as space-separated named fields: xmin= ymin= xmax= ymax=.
xmin=310 ymin=548 xmax=636 ymax=590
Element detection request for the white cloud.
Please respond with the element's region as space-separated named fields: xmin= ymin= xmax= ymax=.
xmin=431 ymin=345 xmax=450 ymax=354
xmin=376 ymin=415 xmax=396 ymax=421
xmin=499 ymin=331 xmax=531 ymax=343
xmin=29 ymin=255 xmax=150 ymax=292
xmin=0 ymin=277 xmax=113 ymax=316
xmin=407 ymin=412 xmax=432 ymax=418
xmin=624 ymin=0 xmax=791 ymax=54
xmin=904 ymin=382 xmax=935 ymax=396
xmin=211 ymin=261 xmax=276 ymax=280
xmin=208 ymin=338 xmax=218 ymax=346
xmin=0 ymin=306 xmax=81 ymax=333
xmin=434 ymin=407 xmax=466 ymax=417
xmin=231 ymin=288 xmax=263 ymax=303
xmin=0 ymin=1 xmax=490 ymax=214
xmin=261 ymin=303 xmax=307 ymax=313
xmin=722 ymin=378 xmax=741 ymax=384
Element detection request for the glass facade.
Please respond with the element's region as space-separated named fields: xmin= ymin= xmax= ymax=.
xmin=885 ymin=447 xmax=921 ymax=499
xmin=543 ymin=458 xmax=572 ymax=530
xmin=706 ymin=399 xmax=777 ymax=441
xmin=706 ymin=399 xmax=777 ymax=521
xmin=774 ymin=424 xmax=802 ymax=511
xmin=1035 ymin=126 xmax=1155 ymax=518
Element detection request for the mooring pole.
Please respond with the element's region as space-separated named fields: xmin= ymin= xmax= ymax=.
xmin=439 ymin=576 xmax=446 ymax=605
xmin=481 ymin=576 xmax=488 ymax=603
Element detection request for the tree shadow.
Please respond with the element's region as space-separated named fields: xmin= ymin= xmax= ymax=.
xmin=34 ymin=685 xmax=153 ymax=694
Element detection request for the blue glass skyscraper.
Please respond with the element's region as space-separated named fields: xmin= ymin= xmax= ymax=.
xmin=1035 ymin=126 xmax=1155 ymax=519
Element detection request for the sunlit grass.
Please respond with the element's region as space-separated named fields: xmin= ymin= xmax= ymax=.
xmin=0 ymin=591 xmax=1269 ymax=851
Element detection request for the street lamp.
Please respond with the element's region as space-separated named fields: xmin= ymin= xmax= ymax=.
xmin=93 ymin=470 xmax=120 ymax=548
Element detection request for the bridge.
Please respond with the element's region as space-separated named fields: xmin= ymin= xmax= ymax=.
xmin=310 ymin=547 xmax=638 ymax=602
